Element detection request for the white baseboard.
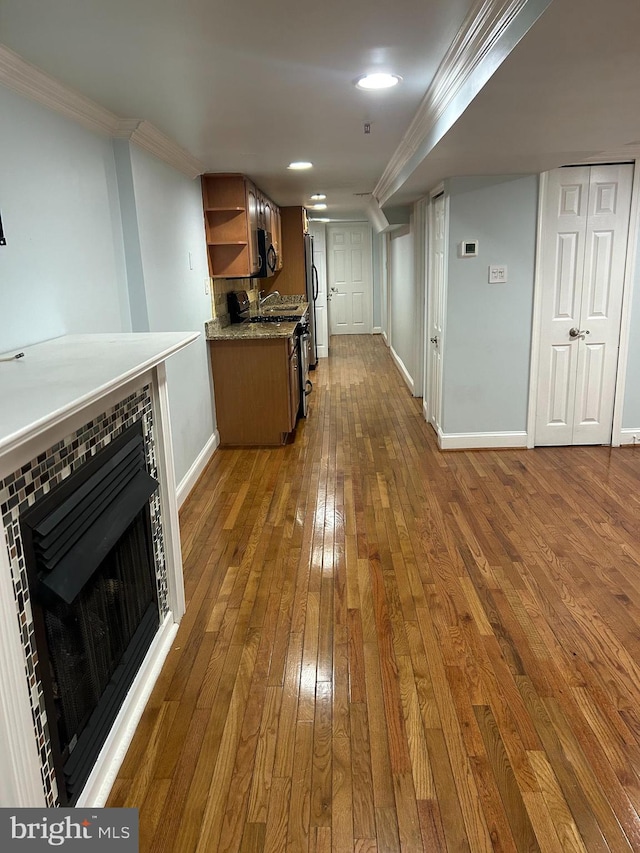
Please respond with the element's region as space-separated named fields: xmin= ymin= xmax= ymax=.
xmin=176 ymin=431 xmax=219 ymax=508
xmin=382 ymin=330 xmax=389 ymax=346
xmin=423 ymin=400 xmax=429 ymax=421
xmin=438 ymin=430 xmax=528 ymax=450
xmin=389 ymin=345 xmax=415 ymax=395
xmin=76 ymin=615 xmax=179 ymax=807
xmin=372 ymin=326 xmax=382 ymax=335
xmin=619 ymin=428 xmax=640 ymax=446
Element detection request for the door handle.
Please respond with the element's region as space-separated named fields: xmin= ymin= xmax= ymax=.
xmin=569 ymin=327 xmax=590 ymax=339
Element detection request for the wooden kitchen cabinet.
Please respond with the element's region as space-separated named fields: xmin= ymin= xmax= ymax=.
xmin=268 ymin=206 xmax=307 ymax=294
xmin=202 ymin=173 xmax=280 ymax=279
xmin=209 ymin=336 xmax=299 ymax=445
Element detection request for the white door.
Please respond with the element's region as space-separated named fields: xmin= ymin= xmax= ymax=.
xmin=328 ymin=224 xmax=372 ymax=335
xmin=309 ymin=224 xmax=329 ymax=358
xmin=425 ymin=191 xmax=446 ymax=435
xmin=535 ymin=164 xmax=633 ymax=445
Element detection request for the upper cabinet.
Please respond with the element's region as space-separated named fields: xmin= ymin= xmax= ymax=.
xmin=269 ymin=206 xmax=308 ymax=295
xmin=202 ymin=173 xmax=281 ymax=278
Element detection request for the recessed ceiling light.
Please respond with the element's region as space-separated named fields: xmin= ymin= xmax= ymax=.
xmin=355 ymin=73 xmax=402 ymax=90
xmin=288 ymin=161 xmax=313 ymax=170
xmin=310 ymin=193 xmax=327 ymax=201
xmin=312 ymin=203 xmax=327 ymax=210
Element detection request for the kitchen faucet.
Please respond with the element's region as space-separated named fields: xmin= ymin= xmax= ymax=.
xmin=259 ymin=290 xmax=280 ymax=307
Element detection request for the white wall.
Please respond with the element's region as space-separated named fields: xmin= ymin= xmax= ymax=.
xmin=0 ymin=87 xmax=130 ymax=350
xmin=442 ymin=175 xmax=538 ymax=434
xmin=389 ymin=226 xmax=416 ymax=382
xmin=0 ymin=86 xmax=216 ymax=490
xmin=125 ymin=145 xmax=216 ymax=485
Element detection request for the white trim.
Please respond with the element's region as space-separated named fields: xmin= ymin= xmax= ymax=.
xmin=76 ymin=615 xmax=178 ymax=807
xmin=612 ymin=161 xmax=640 ymax=447
xmin=0 ymin=45 xmax=120 ymax=136
xmin=0 ymin=46 xmax=205 ymax=179
xmin=390 ymin=345 xmax=415 ymax=395
xmin=438 ymin=430 xmax=528 ymax=450
xmin=151 ymin=364 xmax=186 ymax=622
xmin=0 ymin=525 xmax=47 ymax=807
xmin=374 ymin=0 xmax=554 ymax=205
xmin=425 ymin=187 xmax=449 ymax=432
xmin=384 ymin=233 xmax=391 ymax=348
xmin=382 ymin=330 xmax=389 ymax=346
xmin=619 ymin=428 xmax=640 ymax=446
xmin=527 ymin=171 xmax=546 ymax=448
xmin=413 ymin=199 xmax=427 ymax=399
xmin=115 ymin=120 xmax=205 ymax=179
xmin=372 ymin=326 xmax=382 ymax=335
xmin=176 ymin=431 xmax=219 ymax=508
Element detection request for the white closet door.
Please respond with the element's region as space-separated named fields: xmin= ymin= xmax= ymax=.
xmin=535 ymin=164 xmax=633 ymax=445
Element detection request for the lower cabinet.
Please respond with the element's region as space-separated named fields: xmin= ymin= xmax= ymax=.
xmin=209 ymin=336 xmax=299 ymax=446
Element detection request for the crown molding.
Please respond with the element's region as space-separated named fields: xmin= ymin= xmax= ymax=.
xmin=374 ymin=0 xmax=554 ymax=206
xmin=0 ymin=44 xmax=120 ymax=135
xmin=0 ymin=44 xmax=205 ymax=179
xmin=116 ymin=120 xmax=205 ymax=179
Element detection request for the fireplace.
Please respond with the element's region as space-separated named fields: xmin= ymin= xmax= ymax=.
xmin=0 ymin=331 xmax=196 ymax=808
xmin=19 ymin=422 xmax=160 ymax=805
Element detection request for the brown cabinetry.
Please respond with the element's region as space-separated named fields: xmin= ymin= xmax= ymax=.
xmin=202 ymin=173 xmax=280 ymax=279
xmin=269 ymin=206 xmax=308 ymax=294
xmin=209 ymin=335 xmax=299 ymax=445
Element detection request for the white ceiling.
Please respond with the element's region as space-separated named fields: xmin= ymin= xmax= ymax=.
xmin=2 ymin=0 xmax=640 ymax=218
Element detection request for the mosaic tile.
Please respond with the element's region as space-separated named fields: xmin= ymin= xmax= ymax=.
xmin=0 ymin=385 xmax=170 ymax=806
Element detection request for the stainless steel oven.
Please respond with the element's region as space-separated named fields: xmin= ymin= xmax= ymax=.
xmin=298 ymin=323 xmax=313 ymax=417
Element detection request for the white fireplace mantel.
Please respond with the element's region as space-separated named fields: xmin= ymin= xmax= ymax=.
xmin=0 ymin=331 xmax=199 ymax=808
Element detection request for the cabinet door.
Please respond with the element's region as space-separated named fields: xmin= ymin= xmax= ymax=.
xmin=263 ymin=198 xmax=273 ymax=237
xmin=245 ymin=181 xmax=262 ymax=276
xmin=289 ymin=345 xmax=300 ymax=429
xmin=272 ymin=206 xmax=283 ymax=270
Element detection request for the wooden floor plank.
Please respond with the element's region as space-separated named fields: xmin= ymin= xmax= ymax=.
xmin=108 ymin=335 xmax=640 ymax=852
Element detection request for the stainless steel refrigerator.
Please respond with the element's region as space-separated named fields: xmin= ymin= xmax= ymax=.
xmin=303 ymin=233 xmax=319 ymax=368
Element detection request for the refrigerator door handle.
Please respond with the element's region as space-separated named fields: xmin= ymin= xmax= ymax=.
xmin=312 ymin=265 xmax=319 ymax=301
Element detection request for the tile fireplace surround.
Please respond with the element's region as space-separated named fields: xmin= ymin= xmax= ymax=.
xmin=0 ymin=332 xmax=198 ymax=808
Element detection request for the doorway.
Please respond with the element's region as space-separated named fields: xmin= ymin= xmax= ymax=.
xmin=532 ymin=164 xmax=634 ymax=446
xmin=425 ymin=188 xmax=447 ymax=437
xmin=327 ymin=223 xmax=372 ymax=335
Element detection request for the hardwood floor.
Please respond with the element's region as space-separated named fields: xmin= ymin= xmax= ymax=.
xmin=109 ymin=335 xmax=640 ymax=852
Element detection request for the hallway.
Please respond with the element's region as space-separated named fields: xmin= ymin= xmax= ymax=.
xmin=110 ymin=335 xmax=640 ymax=852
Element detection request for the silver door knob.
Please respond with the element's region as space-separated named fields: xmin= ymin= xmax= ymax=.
xmin=569 ymin=328 xmax=590 ymax=339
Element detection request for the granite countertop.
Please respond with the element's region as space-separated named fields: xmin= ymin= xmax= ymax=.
xmin=205 ymin=295 xmax=309 ymax=341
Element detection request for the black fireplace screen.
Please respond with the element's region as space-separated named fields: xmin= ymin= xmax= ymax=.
xmin=20 ymin=423 xmax=160 ymax=804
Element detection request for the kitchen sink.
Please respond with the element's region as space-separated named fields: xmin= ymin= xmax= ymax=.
xmin=246 ymin=314 xmax=300 ymax=324
xmin=262 ymin=304 xmax=299 ymax=313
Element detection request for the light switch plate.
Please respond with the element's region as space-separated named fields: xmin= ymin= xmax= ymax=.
xmin=489 ymin=265 xmax=507 ymax=283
